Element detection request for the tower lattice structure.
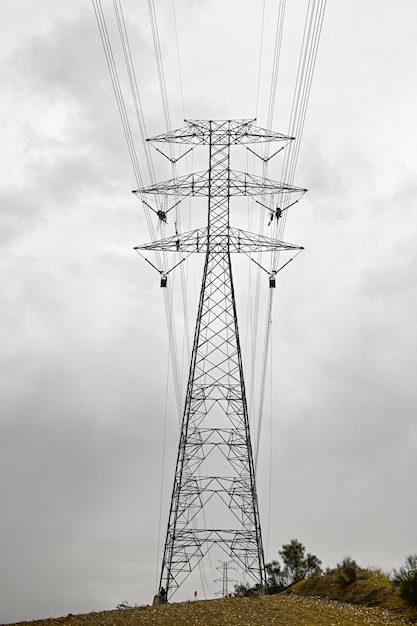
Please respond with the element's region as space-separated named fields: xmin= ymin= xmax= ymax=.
xmin=134 ymin=119 xmax=305 ymax=600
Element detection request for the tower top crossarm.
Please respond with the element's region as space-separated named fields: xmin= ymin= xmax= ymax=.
xmin=146 ymin=119 xmax=295 ymax=146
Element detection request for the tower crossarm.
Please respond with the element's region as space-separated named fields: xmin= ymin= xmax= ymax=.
xmin=146 ymin=119 xmax=295 ymax=146
xmin=228 ymin=228 xmax=303 ymax=253
xmin=135 ymin=227 xmax=303 ymax=254
xmin=133 ymin=170 xmax=306 ymax=198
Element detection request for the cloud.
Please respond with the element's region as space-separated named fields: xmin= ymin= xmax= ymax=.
xmin=1 ymin=0 xmax=417 ymax=622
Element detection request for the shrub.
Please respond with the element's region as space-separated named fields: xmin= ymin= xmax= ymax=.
xmin=116 ymin=601 xmax=132 ymax=609
xmin=234 ymin=583 xmax=262 ymax=597
xmin=336 ymin=557 xmax=360 ymax=586
xmin=392 ymin=554 xmax=417 ymax=607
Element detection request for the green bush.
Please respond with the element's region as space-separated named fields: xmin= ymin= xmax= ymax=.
xmin=266 ymin=539 xmax=322 ymax=593
xmin=392 ymin=554 xmax=417 ymax=607
xmin=336 ymin=557 xmax=360 ymax=586
xmin=234 ymin=583 xmax=257 ymax=597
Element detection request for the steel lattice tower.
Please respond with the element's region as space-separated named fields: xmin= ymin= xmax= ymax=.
xmin=134 ymin=119 xmax=305 ymax=601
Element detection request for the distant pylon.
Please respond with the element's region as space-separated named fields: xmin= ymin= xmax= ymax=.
xmin=134 ymin=119 xmax=306 ymax=601
xmin=215 ymin=561 xmax=235 ymax=598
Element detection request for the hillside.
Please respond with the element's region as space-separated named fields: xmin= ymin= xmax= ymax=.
xmin=289 ymin=567 xmax=417 ymax=624
xmin=3 ymin=585 xmax=416 ymax=626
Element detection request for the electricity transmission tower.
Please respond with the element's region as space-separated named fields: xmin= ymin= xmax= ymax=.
xmin=215 ymin=561 xmax=235 ymax=598
xmin=134 ymin=119 xmax=305 ymax=601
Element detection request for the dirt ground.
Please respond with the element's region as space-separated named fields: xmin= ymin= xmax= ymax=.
xmin=7 ymin=593 xmax=415 ymax=626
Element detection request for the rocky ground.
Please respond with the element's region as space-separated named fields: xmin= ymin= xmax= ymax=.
xmin=5 ymin=593 xmax=415 ymax=626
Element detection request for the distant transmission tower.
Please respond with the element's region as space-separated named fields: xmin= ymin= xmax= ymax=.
xmin=134 ymin=119 xmax=305 ymax=601
xmin=215 ymin=561 xmax=235 ymax=598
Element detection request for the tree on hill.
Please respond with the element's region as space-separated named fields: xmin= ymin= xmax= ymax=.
xmin=266 ymin=539 xmax=322 ymax=593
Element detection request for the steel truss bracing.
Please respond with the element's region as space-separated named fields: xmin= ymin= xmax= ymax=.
xmin=134 ymin=120 xmax=306 ymax=601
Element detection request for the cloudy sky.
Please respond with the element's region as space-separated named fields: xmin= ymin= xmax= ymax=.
xmin=1 ymin=0 xmax=417 ymax=622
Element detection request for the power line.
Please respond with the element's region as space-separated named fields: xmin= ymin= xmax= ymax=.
xmin=92 ymin=0 xmax=143 ymax=187
xmin=255 ymin=0 xmax=266 ymax=119
xmin=172 ymin=0 xmax=186 ymax=119
xmin=253 ymin=0 xmax=327 ymax=465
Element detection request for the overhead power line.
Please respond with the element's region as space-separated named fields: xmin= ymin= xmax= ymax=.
xmin=254 ymin=0 xmax=327 ymax=466
xmin=92 ymin=0 xmax=143 ymax=188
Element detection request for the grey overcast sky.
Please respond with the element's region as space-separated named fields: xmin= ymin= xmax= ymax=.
xmin=1 ymin=0 xmax=417 ymax=623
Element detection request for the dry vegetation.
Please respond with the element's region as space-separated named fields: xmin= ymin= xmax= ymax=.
xmin=290 ymin=567 xmax=417 ymax=620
